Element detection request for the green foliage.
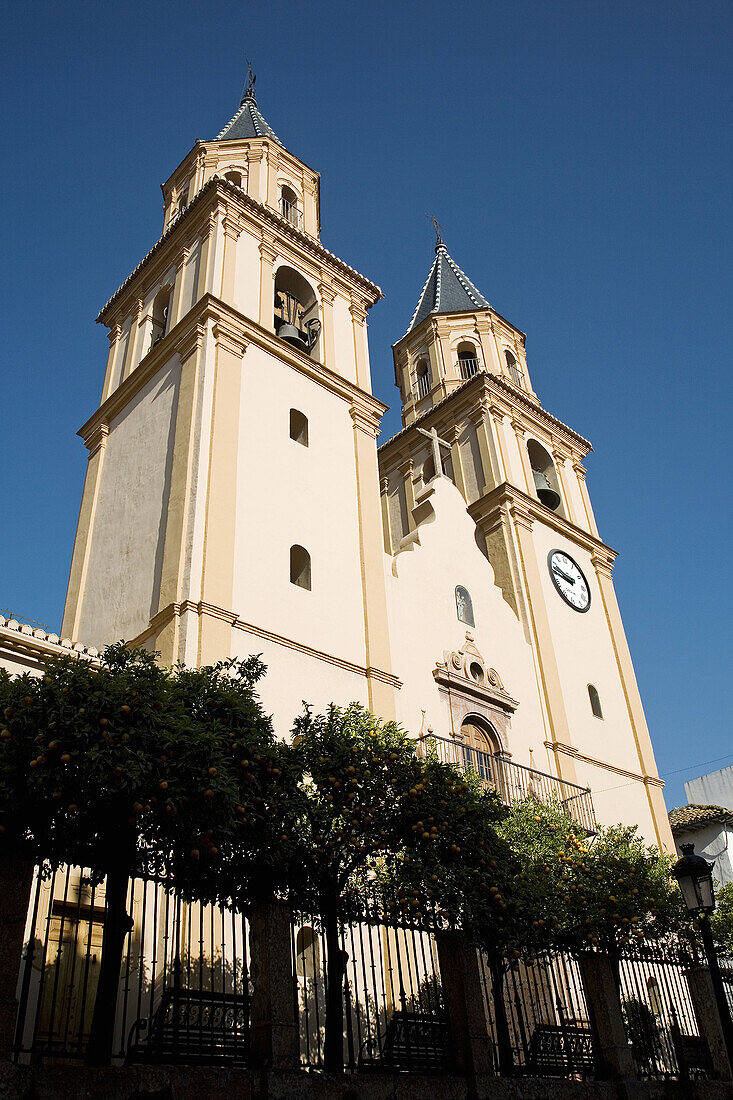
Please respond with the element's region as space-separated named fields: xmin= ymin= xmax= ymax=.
xmin=499 ymin=799 xmax=688 ymax=955
xmin=711 ymin=881 xmax=733 ymax=955
xmin=622 ymin=996 xmax=661 ymax=1070
xmin=0 ymin=645 xmax=283 ymax=894
xmin=276 ymin=703 xmax=512 ymax=929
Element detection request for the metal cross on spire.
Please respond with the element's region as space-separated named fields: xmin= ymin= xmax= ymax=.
xmin=241 ymin=59 xmax=257 ymax=105
xmin=416 ymin=425 xmax=451 ymax=479
xmin=429 ymin=214 xmax=446 ymax=251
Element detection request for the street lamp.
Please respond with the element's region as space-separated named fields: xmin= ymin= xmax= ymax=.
xmin=672 ymin=843 xmax=733 ymax=1068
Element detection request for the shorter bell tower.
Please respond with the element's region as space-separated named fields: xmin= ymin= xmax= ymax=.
xmin=378 ymin=234 xmax=671 ymax=849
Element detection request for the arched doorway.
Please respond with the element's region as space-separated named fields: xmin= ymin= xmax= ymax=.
xmin=461 ymin=717 xmax=501 ymax=789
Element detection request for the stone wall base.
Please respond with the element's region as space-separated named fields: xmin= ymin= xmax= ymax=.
xmin=1 ymin=1063 xmax=733 ymax=1100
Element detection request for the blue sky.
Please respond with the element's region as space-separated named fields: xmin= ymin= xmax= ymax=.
xmin=1 ymin=1 xmax=731 ymax=810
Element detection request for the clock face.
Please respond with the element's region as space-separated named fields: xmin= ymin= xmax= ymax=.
xmin=548 ymin=550 xmax=591 ymax=612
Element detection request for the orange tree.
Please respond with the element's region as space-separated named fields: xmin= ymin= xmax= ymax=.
xmin=499 ymin=799 xmax=688 ymax=960
xmin=277 ymin=704 xmax=514 ymax=1073
xmin=0 ymin=644 xmax=285 ymax=1064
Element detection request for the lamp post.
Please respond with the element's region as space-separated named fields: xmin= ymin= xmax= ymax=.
xmin=672 ymin=843 xmax=733 ymax=1068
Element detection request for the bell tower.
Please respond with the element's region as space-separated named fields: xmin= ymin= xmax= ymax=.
xmin=62 ymin=75 xmax=397 ymax=723
xmin=378 ymin=234 xmax=671 ymax=849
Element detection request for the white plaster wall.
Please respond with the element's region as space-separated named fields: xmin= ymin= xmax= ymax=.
xmin=77 ymin=360 xmax=181 ymax=649
xmin=572 ymin=757 xmax=657 ymax=840
xmin=226 ymin=629 xmax=371 ymax=741
xmin=673 ymin=823 xmax=733 ymax=886
xmin=386 ymin=476 xmax=547 ymax=764
xmin=531 ymin=522 xmax=647 ymax=776
xmin=686 ymin=767 xmax=733 ymax=811
xmin=232 ymin=344 xmax=367 ymax=668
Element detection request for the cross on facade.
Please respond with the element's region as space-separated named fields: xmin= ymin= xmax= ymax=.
xmin=416 ymin=425 xmax=451 ymax=478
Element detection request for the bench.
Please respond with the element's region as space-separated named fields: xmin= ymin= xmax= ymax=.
xmin=126 ymin=988 xmax=249 ymax=1065
xmin=671 ymin=1026 xmax=713 ymax=1080
xmin=359 ymin=1010 xmax=451 ymax=1074
xmin=525 ymin=1023 xmax=595 ymax=1077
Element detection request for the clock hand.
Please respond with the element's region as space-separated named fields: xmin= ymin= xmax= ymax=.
xmin=552 ymin=566 xmax=576 ymax=585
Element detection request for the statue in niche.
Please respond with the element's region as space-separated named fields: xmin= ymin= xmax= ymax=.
xmin=455 ymin=585 xmax=475 ymax=627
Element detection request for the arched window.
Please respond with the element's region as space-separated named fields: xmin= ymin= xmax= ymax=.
xmin=455 ymin=586 xmax=475 ymax=627
xmin=289 ymin=409 xmax=309 ymax=447
xmin=457 ymin=342 xmax=480 ymax=380
xmin=280 ymin=184 xmax=301 ymax=226
xmin=527 ymin=439 xmax=562 ymax=513
xmin=416 ymin=359 xmax=431 ymax=399
xmin=295 ymin=925 xmax=320 ymax=979
xmin=290 ymin=545 xmax=311 ymax=590
xmin=224 ymin=170 xmax=243 ymax=188
xmin=461 ymin=718 xmax=501 ymax=787
xmin=151 ymin=286 xmax=172 ymax=349
xmin=588 ymin=684 xmax=603 ymax=719
xmin=274 ymin=266 xmax=321 ymax=354
xmin=505 ymin=349 xmax=524 ymax=388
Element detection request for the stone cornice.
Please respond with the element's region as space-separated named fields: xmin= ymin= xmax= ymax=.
xmin=136 ymin=601 xmax=402 ymax=689
xmin=0 ymin=617 xmax=99 ymax=665
xmin=378 ymin=370 xmax=592 ymax=461
xmin=97 ymin=176 xmax=381 ymax=326
xmin=78 ymin=294 xmax=387 ymax=448
xmin=468 ymin=483 xmax=618 ymax=563
xmin=546 ymin=741 xmax=665 ymax=789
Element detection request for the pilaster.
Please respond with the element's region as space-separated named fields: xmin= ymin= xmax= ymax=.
xmin=397 ymin=458 xmax=417 ymax=533
xmin=349 ymin=298 xmax=370 ymax=391
xmin=380 ymin=477 xmax=393 ymax=555
xmin=318 ymin=280 xmax=336 ymax=373
xmin=258 ymin=236 xmax=277 ymax=329
xmin=152 ymin=323 xmax=207 ymax=665
xmin=101 ymin=324 xmax=122 ymax=402
xmin=510 ymin=499 xmax=579 ymax=783
xmin=447 ymin=425 xmax=468 ymax=500
xmin=61 ymin=423 xmax=110 ymax=641
xmin=350 ymin=403 xmax=396 ymax=719
xmin=591 ymin=550 xmax=673 ymax=851
xmin=575 ymin=462 xmax=600 ymax=538
xmin=197 ymin=318 xmax=248 ymax=665
xmin=170 ymin=246 xmax=191 ymax=329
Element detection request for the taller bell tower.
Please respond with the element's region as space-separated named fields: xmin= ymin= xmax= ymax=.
xmin=378 ymin=235 xmax=671 ymax=848
xmin=62 ymin=78 xmax=397 ymax=723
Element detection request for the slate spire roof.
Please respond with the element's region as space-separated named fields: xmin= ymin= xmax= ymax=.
xmin=405 ymin=236 xmax=491 ymax=336
xmin=215 ymin=84 xmax=283 ymax=146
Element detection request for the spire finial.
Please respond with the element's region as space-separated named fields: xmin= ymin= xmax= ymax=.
xmin=429 ymin=214 xmax=446 ymax=252
xmin=241 ymin=59 xmax=257 ymax=106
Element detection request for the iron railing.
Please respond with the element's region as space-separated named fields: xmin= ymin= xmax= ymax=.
xmin=418 ymin=732 xmax=596 ymax=832
xmin=292 ymin=907 xmax=448 ymax=1071
xmin=617 ymin=940 xmax=706 ymax=1081
xmin=280 ymin=198 xmax=302 ymax=227
xmin=13 ymin=864 xmax=249 ymax=1066
xmin=458 ymin=356 xmax=480 ymax=379
xmin=415 ymin=370 xmax=431 ymax=399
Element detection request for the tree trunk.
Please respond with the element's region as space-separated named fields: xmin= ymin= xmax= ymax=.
xmin=84 ymin=861 xmax=132 ymax=1066
xmin=489 ymin=956 xmax=514 ymax=1076
xmin=323 ymin=902 xmax=345 ymax=1073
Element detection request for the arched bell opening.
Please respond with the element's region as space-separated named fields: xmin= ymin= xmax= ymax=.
xmin=504 ymin=349 xmax=524 ymax=389
xmin=527 ymin=439 xmax=563 ymax=514
xmin=415 ymin=358 xmax=431 ymax=400
xmin=457 ymin=341 xmax=480 ymax=380
xmin=151 ymin=286 xmax=172 ymax=349
xmin=274 ymin=267 xmax=321 ymax=356
xmin=280 ymin=184 xmax=301 ymax=227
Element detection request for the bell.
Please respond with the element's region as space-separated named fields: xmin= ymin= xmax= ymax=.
xmin=533 ymin=468 xmax=561 ymax=511
xmin=277 ymin=322 xmax=307 ymax=350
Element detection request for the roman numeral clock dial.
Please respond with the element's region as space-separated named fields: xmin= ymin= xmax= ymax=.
xmin=548 ymin=550 xmax=591 ymax=612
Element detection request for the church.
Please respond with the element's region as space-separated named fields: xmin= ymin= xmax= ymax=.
xmin=1 ymin=76 xmax=672 ymax=853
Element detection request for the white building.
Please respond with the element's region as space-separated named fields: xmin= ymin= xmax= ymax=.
xmin=2 ymin=77 xmax=672 ymax=851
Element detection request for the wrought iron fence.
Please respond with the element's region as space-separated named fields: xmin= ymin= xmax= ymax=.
xmin=477 ymin=949 xmax=594 ymax=1078
xmin=13 ymin=864 xmax=249 ymax=1066
xmin=420 ymin=732 xmax=597 ymax=833
xmin=292 ymin=907 xmax=449 ymax=1072
xmin=617 ymin=939 xmax=707 ymax=1081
